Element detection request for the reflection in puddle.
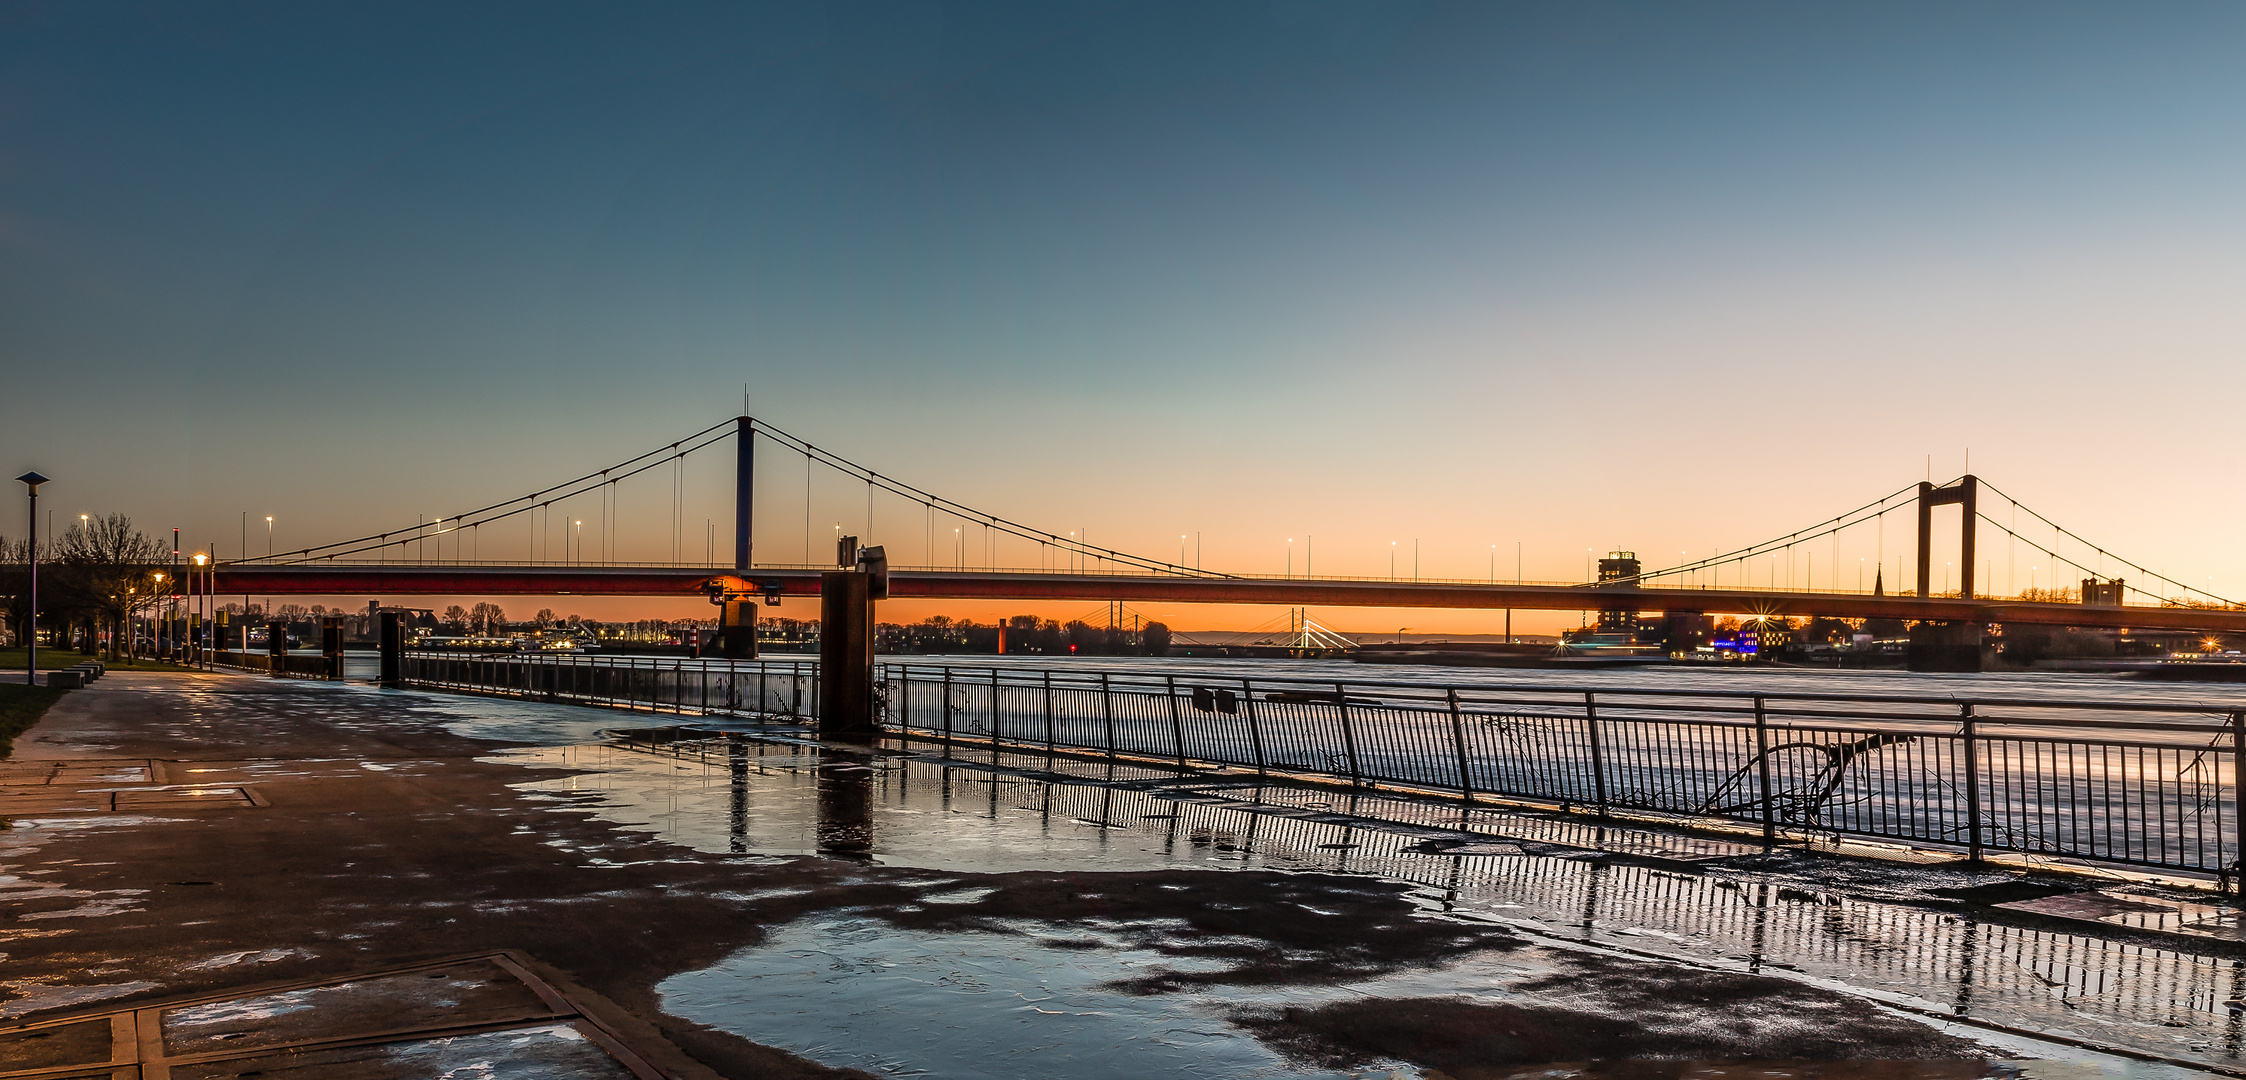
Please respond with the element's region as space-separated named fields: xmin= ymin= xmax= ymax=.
xmin=495 ymin=735 xmax=2240 ymax=1078
xmin=660 ymin=915 xmax=1380 ymax=1080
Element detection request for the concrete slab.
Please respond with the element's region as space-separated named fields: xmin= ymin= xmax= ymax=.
xmin=1996 ymin=890 xmax=2246 ymax=943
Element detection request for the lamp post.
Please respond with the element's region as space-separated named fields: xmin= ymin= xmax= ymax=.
xmin=192 ymin=552 xmax=207 ymax=665
xmin=16 ymin=472 xmax=48 ymax=684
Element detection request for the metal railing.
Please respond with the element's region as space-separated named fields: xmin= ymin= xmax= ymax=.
xmin=881 ymin=664 xmax=2246 ymax=877
xmin=209 ymin=651 xmax=343 ymax=678
xmin=401 ymin=650 xmax=818 ymax=721
xmin=395 ymin=650 xmax=2246 ymax=877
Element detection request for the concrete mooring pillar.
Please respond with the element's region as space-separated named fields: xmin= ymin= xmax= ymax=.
xmin=378 ymin=612 xmax=404 ymax=686
xmin=719 ymin=599 xmax=757 ymax=660
xmin=321 ymin=617 xmax=344 ymax=678
xmin=266 ymin=621 xmax=287 ymax=676
xmin=819 ymin=570 xmax=875 ymax=737
xmin=1907 ymin=621 xmax=1985 ymax=672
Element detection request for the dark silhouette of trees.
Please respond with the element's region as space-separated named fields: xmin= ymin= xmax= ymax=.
xmin=1 ymin=515 xmax=170 ymax=654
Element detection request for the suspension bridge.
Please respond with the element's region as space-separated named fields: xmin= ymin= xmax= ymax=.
xmin=196 ymin=416 xmax=2246 ymax=636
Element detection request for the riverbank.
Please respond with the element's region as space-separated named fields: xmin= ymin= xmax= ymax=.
xmin=0 ymin=670 xmax=2228 ymax=1077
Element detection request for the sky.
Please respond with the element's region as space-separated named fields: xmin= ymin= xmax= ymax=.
xmin=3 ymin=2 xmax=2244 ymax=632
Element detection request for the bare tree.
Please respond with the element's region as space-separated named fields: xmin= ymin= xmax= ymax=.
xmin=52 ymin=514 xmax=166 ymax=655
xmin=470 ymin=602 xmax=507 ymax=635
xmin=441 ymin=604 xmax=469 ymax=633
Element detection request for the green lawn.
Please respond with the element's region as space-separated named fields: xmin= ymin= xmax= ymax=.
xmin=0 ymin=682 xmax=67 ymax=760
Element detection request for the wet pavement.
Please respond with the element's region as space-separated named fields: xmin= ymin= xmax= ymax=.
xmin=3 ymin=670 xmax=2243 ymax=1079
xmin=499 ymin=729 xmax=2246 ymax=1076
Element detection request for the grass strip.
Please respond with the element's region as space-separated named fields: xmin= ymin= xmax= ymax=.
xmin=0 ymin=682 xmax=68 ymax=761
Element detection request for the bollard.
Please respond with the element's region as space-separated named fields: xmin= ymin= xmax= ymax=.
xmin=267 ymin=620 xmax=287 ymax=676
xmin=322 ymin=617 xmax=344 ymax=679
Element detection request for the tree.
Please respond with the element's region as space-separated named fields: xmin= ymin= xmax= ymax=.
xmin=1142 ymin=621 xmax=1172 ymax=656
xmin=533 ymin=608 xmax=556 ymax=628
xmin=52 ymin=514 xmax=166 ymax=655
xmin=0 ymin=535 xmax=30 ymax=648
xmin=441 ymin=605 xmax=469 ymax=632
xmin=470 ymin=602 xmax=508 ymax=634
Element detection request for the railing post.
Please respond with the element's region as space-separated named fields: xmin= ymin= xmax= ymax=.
xmin=942 ymin=666 xmax=954 ymax=741
xmin=1101 ymin=673 xmax=1116 ymax=758
xmin=1043 ymin=670 xmax=1055 ymax=752
xmin=2231 ymin=713 xmax=2243 ymax=895
xmin=1961 ymin=703 xmax=1983 ymax=862
xmin=1754 ymin=695 xmax=1774 ymax=846
xmin=1446 ymin=688 xmax=1473 ymax=798
xmin=1334 ymin=682 xmax=1362 ymax=786
xmin=990 ymin=667 xmax=1003 ymax=747
xmin=1243 ymin=678 xmax=1266 ymax=777
xmin=1584 ymin=690 xmax=1609 ymax=819
xmin=1167 ymin=675 xmax=1187 ymax=771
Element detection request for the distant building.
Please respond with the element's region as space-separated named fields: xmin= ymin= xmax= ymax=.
xmin=2081 ymin=578 xmax=2125 ymax=606
xmin=1596 ymin=551 xmax=1641 ymax=632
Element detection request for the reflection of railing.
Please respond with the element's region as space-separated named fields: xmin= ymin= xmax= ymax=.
xmin=881 ymin=663 xmax=2246 ymax=879
xmin=400 ymin=650 xmax=819 ymax=722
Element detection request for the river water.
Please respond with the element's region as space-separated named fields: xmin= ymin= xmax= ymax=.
xmin=349 ymin=649 xmax=2246 ymax=710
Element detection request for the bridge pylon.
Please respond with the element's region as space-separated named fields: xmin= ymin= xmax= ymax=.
xmin=1917 ymin=475 xmax=1978 ymax=600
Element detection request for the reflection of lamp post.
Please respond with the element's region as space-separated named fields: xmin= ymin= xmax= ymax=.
xmin=16 ymin=472 xmax=48 ymax=684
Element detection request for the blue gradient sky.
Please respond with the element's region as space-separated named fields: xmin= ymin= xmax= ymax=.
xmin=4 ymin=2 xmax=2243 ymax=629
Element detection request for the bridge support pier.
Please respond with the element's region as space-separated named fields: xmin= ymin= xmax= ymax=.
xmin=820 ymin=570 xmax=876 ymax=737
xmin=1907 ymin=621 xmax=1986 ymax=672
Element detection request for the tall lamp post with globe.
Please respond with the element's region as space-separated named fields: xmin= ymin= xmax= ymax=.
xmin=16 ymin=472 xmax=48 ymax=685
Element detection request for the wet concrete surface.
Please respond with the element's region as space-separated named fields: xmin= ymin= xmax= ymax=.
xmin=0 ymin=671 xmax=2236 ymax=1078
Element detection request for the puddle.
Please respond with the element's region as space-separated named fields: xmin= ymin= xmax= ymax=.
xmin=659 ymin=913 xmax=1398 ymax=1079
xmin=0 ymin=978 xmax=159 ymax=1018
xmin=503 ymin=734 xmax=2246 ymax=1077
xmin=166 ymin=1022 xmax=637 ymax=1079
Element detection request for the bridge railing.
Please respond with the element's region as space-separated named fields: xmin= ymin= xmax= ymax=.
xmin=400 ymin=650 xmax=819 ymax=722
xmin=882 ymin=663 xmax=2246 ymax=878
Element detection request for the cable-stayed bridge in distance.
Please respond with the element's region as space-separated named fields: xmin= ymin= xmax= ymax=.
xmin=204 ymin=416 xmax=2246 ymax=636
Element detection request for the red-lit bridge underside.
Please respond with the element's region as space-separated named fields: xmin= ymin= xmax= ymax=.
xmin=205 ymin=564 xmax=2246 ymax=634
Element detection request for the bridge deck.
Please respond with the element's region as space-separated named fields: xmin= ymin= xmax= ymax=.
xmin=194 ymin=564 xmax=2246 ymax=633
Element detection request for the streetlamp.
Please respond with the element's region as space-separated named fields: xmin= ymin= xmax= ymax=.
xmin=192 ymin=551 xmax=208 ymax=664
xmin=16 ymin=472 xmax=48 ymax=684
xmin=265 ymin=516 xmax=273 ymax=618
